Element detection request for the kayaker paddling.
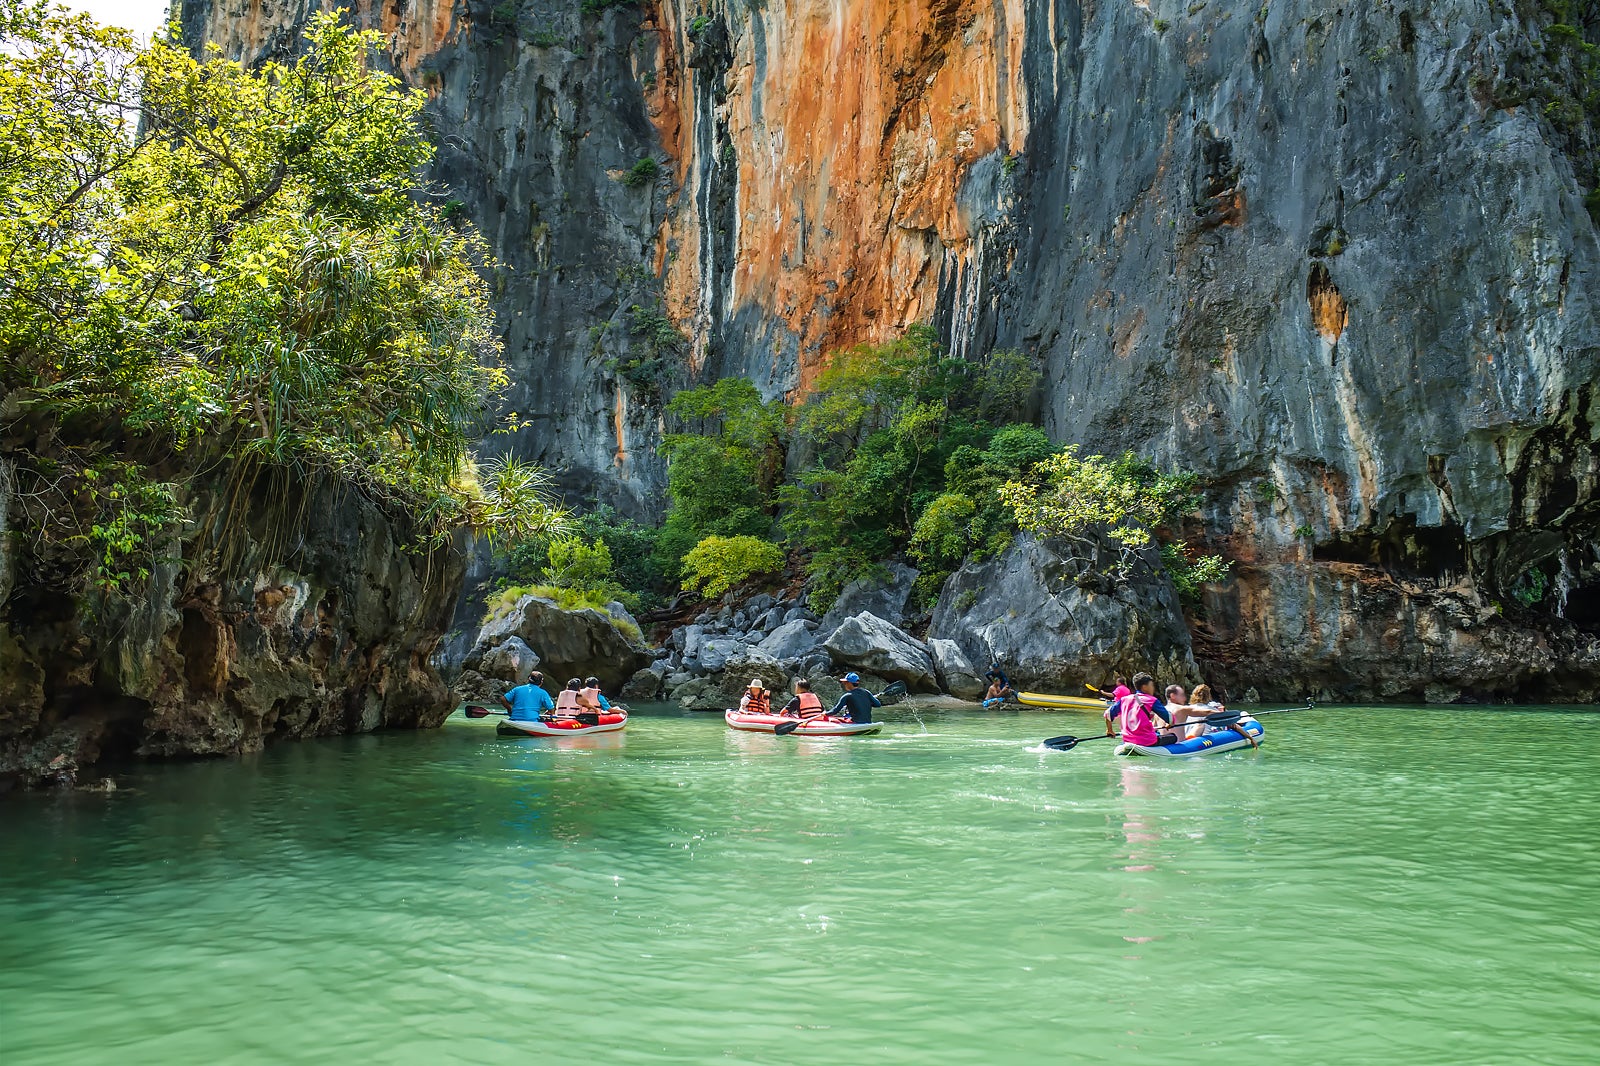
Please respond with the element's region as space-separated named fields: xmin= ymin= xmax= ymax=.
xmin=830 ymin=672 xmax=881 ymax=724
xmin=499 ymin=670 xmax=554 ymax=722
xmin=1105 ymin=672 xmax=1176 ymax=747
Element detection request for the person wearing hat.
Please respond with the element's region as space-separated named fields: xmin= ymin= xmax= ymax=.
xmin=499 ymin=670 xmax=554 ymax=721
xmin=739 ymin=678 xmax=772 ymax=715
xmin=828 ymin=672 xmax=881 ymax=724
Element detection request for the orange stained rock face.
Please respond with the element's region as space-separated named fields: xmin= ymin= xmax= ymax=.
xmin=192 ymin=0 xmax=461 ymax=81
xmin=652 ymin=0 xmax=1032 ymax=389
xmin=1306 ymin=262 xmax=1349 ymax=342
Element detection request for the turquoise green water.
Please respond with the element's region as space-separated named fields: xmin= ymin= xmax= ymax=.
xmin=2 ymin=703 xmax=1597 ymax=1064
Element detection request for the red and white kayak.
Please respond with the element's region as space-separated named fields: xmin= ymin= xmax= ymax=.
xmin=496 ymin=712 xmax=628 ymax=737
xmin=723 ymin=709 xmax=882 ymax=736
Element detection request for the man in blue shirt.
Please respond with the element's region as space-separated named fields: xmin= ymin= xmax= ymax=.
xmin=500 ymin=671 xmax=555 ymax=721
xmin=828 ymin=672 xmax=881 ymax=723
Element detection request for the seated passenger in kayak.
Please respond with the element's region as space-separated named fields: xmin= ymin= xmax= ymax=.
xmin=829 ymin=672 xmax=881 ymax=723
xmin=581 ymin=676 xmax=621 ymax=713
xmin=779 ymin=679 xmax=825 ymax=719
xmin=585 ymin=672 xmax=627 ymax=713
xmin=1105 ymin=672 xmax=1175 ymax=746
xmin=499 ymin=671 xmax=554 ymax=721
xmin=1181 ymin=683 xmax=1255 ymax=748
xmin=738 ymin=678 xmax=771 ymax=715
xmin=1166 ymin=683 xmax=1216 ymax=738
xmin=555 ymin=677 xmax=585 ymax=717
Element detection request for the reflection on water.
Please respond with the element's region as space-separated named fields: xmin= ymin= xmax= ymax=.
xmin=1 ymin=704 xmax=1598 ymax=1064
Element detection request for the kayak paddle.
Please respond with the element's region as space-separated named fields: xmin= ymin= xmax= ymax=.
xmin=465 ymin=705 xmax=603 ymax=726
xmin=774 ymin=681 xmax=908 ymax=735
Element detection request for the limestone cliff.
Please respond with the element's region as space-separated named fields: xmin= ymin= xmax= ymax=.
xmin=178 ymin=0 xmax=1600 ymax=701
xmin=0 ymin=456 xmax=463 ymax=789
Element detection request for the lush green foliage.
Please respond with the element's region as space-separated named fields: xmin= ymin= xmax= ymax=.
xmin=680 ymin=535 xmax=787 ymax=600
xmin=497 ymin=505 xmax=663 ymax=612
xmin=777 ymin=327 xmax=1044 ymax=607
xmin=1001 ymin=448 xmax=1229 ymax=601
xmin=0 ymin=5 xmax=561 ymax=595
xmin=656 ymin=378 xmax=787 ymax=578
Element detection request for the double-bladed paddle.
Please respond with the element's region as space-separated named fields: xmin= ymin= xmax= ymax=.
xmin=774 ymin=681 xmax=908 ymax=735
xmin=1041 ymin=699 xmax=1315 ymax=752
xmin=464 ymin=705 xmax=603 ymax=727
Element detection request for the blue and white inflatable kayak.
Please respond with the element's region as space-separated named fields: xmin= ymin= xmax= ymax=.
xmin=1115 ymin=718 xmax=1264 ymax=757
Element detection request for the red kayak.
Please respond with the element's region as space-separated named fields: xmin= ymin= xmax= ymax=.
xmin=495 ymin=712 xmax=627 ymax=737
xmin=723 ymin=709 xmax=881 ymax=736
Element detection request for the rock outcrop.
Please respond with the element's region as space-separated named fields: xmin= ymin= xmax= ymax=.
xmin=930 ymin=534 xmax=1198 ymax=693
xmin=815 ymin=563 xmax=920 ymax=637
xmin=179 ymin=1 xmax=1600 ymax=700
xmin=823 ymin=612 xmax=939 ymax=691
xmin=459 ymin=593 xmax=652 ymax=699
xmin=927 ymin=638 xmax=985 ymax=701
xmin=0 ymin=469 xmax=464 ymax=790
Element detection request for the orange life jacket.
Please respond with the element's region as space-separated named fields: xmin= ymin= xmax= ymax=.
xmin=555 ymin=689 xmax=581 ymax=713
xmin=578 ymin=686 xmax=603 ymax=711
xmin=796 ymin=692 xmax=823 ymax=716
xmin=743 ymin=689 xmax=771 ymax=715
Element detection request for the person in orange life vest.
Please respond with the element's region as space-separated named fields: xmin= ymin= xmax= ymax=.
xmin=738 ymin=678 xmax=771 ymax=715
xmin=1104 ymin=672 xmax=1176 ymax=746
xmin=581 ymin=675 xmax=625 ymax=714
xmin=779 ymin=679 xmax=825 ymax=719
xmin=554 ymin=677 xmax=584 ymax=717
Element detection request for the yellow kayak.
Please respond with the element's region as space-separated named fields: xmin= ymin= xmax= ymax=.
xmin=1016 ymin=691 xmax=1109 ymax=711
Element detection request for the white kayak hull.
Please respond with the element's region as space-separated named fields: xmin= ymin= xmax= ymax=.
xmin=723 ymin=710 xmax=882 ymax=736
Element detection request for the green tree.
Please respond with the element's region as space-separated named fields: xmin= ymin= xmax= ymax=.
xmin=0 ymin=5 xmax=562 ymax=595
xmin=657 ymin=378 xmax=787 ymax=576
xmin=999 ymin=447 xmax=1229 ymax=601
xmin=680 ymin=535 xmax=786 ymax=600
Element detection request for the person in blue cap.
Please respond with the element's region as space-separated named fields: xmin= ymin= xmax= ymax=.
xmin=828 ymin=672 xmax=881 ymax=723
xmin=499 ymin=670 xmax=555 ymax=721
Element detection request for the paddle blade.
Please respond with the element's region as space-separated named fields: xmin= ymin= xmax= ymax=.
xmin=576 ymin=713 xmax=601 ymax=726
xmin=774 ymin=720 xmax=801 ymax=736
xmin=464 ymin=705 xmax=497 ymax=719
xmin=879 ymin=681 xmax=908 ymax=703
xmin=1041 ymin=735 xmax=1081 ymax=751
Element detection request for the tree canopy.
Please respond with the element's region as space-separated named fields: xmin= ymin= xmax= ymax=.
xmin=0 ymin=3 xmax=562 ymax=593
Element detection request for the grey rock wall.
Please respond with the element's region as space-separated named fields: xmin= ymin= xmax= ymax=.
xmin=178 ymin=0 xmax=1600 ymax=699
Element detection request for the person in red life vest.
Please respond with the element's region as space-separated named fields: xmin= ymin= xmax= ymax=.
xmin=738 ymin=678 xmax=771 ymax=715
xmin=554 ymin=677 xmax=584 ymax=717
xmin=780 ymin=679 xmax=825 ymax=719
xmin=1105 ymin=672 xmax=1176 ymax=746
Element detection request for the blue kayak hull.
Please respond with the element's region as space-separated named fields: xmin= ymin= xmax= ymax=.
xmin=1115 ymin=719 xmax=1264 ymax=757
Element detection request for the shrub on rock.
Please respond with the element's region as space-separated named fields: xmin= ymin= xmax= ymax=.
xmin=681 ymin=535 xmax=786 ymax=599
